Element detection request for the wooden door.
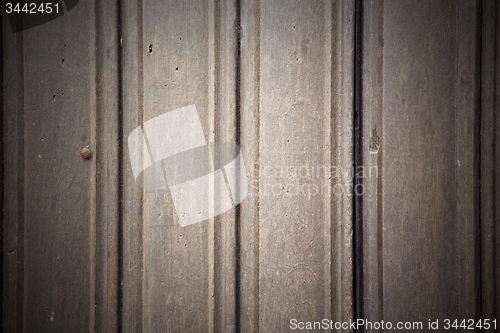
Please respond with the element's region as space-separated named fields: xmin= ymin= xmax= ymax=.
xmin=2 ymin=0 xmax=499 ymax=332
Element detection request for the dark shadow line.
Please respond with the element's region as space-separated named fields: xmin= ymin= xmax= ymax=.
xmin=353 ymin=0 xmax=363 ymax=331
xmin=476 ymin=0 xmax=483 ymax=323
xmin=0 ymin=7 xmax=3 ymax=333
xmin=235 ymin=0 xmax=242 ymax=332
xmin=15 ymin=20 xmax=25 ymax=333
xmin=118 ymin=0 xmax=124 ymax=332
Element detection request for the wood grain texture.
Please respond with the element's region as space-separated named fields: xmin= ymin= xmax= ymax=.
xmin=122 ymin=0 xmax=145 ymax=331
xmin=212 ymin=0 xmax=239 ymax=331
xmin=122 ymin=0 xmax=238 ymax=331
xmin=121 ymin=1 xmax=355 ymax=332
xmin=252 ymin=1 xmax=355 ymax=331
xmin=3 ymin=0 xmax=120 ymax=331
xmin=361 ymin=0 xmax=481 ymax=329
xmin=3 ymin=7 xmax=25 ymax=333
xmin=481 ymin=0 xmax=500 ymax=323
xmin=94 ymin=0 xmax=121 ymax=331
xmin=6 ymin=1 xmax=494 ymax=332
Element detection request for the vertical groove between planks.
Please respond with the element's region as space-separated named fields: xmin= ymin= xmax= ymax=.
xmin=235 ymin=0 xmax=242 ymax=328
xmin=377 ymin=3 xmax=384 ymax=320
xmin=361 ymin=0 xmax=385 ymax=326
xmin=19 ymin=28 xmax=25 ymax=333
xmin=90 ymin=0 xmax=97 ymax=330
xmin=0 ymin=8 xmax=3 ymax=331
xmin=353 ymin=0 xmax=363 ymax=326
xmin=208 ymin=0 xmax=216 ymax=331
xmin=239 ymin=0 xmax=261 ymax=330
xmin=330 ymin=1 xmax=355 ymax=328
xmin=324 ymin=0 xmax=333 ymax=329
xmin=118 ymin=0 xmax=125 ymax=330
xmin=93 ymin=0 xmax=122 ymax=331
xmin=377 ymin=2 xmax=385 ymax=324
xmin=122 ymin=0 xmax=144 ymax=330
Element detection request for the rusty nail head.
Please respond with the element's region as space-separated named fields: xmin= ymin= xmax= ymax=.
xmin=81 ymin=148 xmax=91 ymax=159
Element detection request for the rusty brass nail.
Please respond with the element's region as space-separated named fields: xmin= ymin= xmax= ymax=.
xmin=80 ymin=148 xmax=91 ymax=159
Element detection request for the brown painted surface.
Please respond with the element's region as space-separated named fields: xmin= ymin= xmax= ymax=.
xmin=481 ymin=0 xmax=500 ymax=325
xmin=253 ymin=1 xmax=355 ymax=331
xmin=122 ymin=0 xmax=354 ymax=331
xmin=3 ymin=0 xmax=499 ymax=332
xmin=3 ymin=0 xmax=121 ymax=332
xmin=122 ymin=0 xmax=237 ymax=331
xmin=362 ymin=0 xmax=487 ymax=330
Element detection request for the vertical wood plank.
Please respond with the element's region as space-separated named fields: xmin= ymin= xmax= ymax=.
xmin=122 ymin=0 xmax=238 ymax=331
xmin=122 ymin=1 xmax=355 ymax=332
xmin=362 ymin=0 xmax=481 ymax=329
xmin=140 ymin=0 xmax=213 ymax=330
xmin=3 ymin=0 xmax=121 ymax=331
xmin=24 ymin=4 xmax=96 ymax=332
xmin=481 ymin=0 xmax=500 ymax=323
xmin=253 ymin=1 xmax=355 ymax=331
xmin=332 ymin=2 xmax=356 ymax=328
xmin=3 ymin=8 xmax=25 ymax=333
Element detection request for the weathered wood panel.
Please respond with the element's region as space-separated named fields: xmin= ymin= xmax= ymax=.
xmin=3 ymin=0 xmax=121 ymax=331
xmin=246 ymin=0 xmax=355 ymax=331
xmin=6 ymin=1 xmax=497 ymax=332
xmin=121 ymin=0 xmax=144 ymax=331
xmin=3 ymin=7 xmax=25 ymax=333
xmin=122 ymin=0 xmax=355 ymax=332
xmin=239 ymin=1 xmax=261 ymax=330
xmin=122 ymin=0 xmax=239 ymax=331
xmin=481 ymin=0 xmax=500 ymax=323
xmin=361 ymin=0 xmax=482 ymax=329
xmin=93 ymin=1 xmax=121 ymax=331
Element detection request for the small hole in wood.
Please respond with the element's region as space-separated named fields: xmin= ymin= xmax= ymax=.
xmin=148 ymin=44 xmax=153 ymax=54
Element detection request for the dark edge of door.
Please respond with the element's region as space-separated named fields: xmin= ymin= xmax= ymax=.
xmin=2 ymin=7 xmax=24 ymax=333
xmin=235 ymin=0 xmax=242 ymax=331
xmin=481 ymin=0 xmax=500 ymax=323
xmin=118 ymin=0 xmax=124 ymax=331
xmin=0 ymin=6 xmax=3 ymax=333
xmin=354 ymin=0 xmax=363 ymax=330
